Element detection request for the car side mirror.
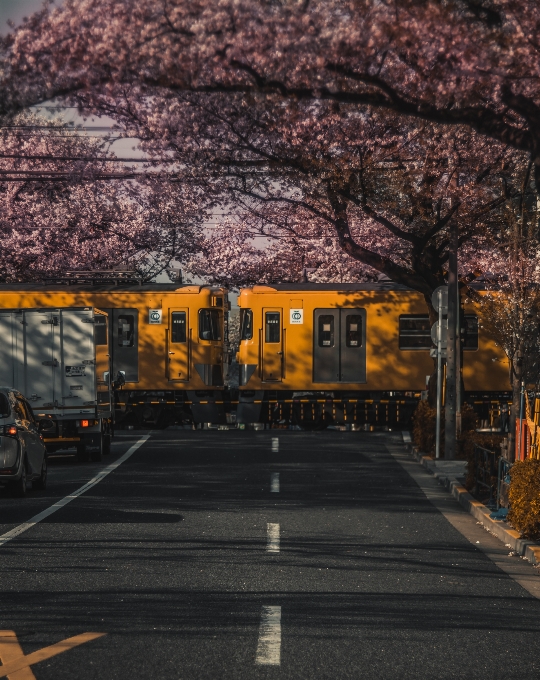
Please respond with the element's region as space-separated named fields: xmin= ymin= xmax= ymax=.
xmin=38 ymin=418 xmax=55 ymax=433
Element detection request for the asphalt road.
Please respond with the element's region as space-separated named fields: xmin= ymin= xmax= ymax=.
xmin=0 ymin=430 xmax=540 ymax=679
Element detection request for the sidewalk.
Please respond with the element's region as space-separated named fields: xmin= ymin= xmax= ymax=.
xmin=402 ymin=432 xmax=540 ymax=566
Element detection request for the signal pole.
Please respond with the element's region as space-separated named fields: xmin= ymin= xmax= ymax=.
xmin=445 ymin=222 xmax=458 ymax=460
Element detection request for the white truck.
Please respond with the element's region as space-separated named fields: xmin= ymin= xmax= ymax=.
xmin=0 ymin=307 xmax=113 ymax=462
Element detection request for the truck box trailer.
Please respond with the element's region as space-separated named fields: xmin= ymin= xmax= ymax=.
xmin=0 ymin=307 xmax=113 ymax=461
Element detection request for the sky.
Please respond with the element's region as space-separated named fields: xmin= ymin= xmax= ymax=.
xmin=0 ymin=0 xmax=141 ymax=154
xmin=0 ymin=0 xmax=49 ymax=35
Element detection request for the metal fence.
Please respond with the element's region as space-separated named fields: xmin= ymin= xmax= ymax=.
xmin=473 ymin=444 xmax=498 ymax=506
xmin=473 ymin=443 xmax=513 ymax=511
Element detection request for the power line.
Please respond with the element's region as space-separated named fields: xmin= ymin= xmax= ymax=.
xmin=1 ymin=125 xmax=118 ymax=132
xmin=0 ymin=172 xmax=142 ymax=181
xmin=0 ymin=155 xmax=176 ymax=163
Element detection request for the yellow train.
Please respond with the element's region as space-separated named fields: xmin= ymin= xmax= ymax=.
xmin=0 ymin=279 xmax=230 ymax=426
xmin=0 ymin=278 xmax=511 ymax=430
xmin=236 ymin=283 xmax=510 ymax=427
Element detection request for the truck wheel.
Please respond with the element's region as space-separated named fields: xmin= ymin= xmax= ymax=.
xmin=12 ymin=460 xmax=27 ymax=498
xmin=76 ymin=441 xmax=89 ymax=463
xmin=34 ymin=455 xmax=48 ymax=490
xmin=90 ymin=435 xmax=103 ymax=462
xmin=103 ymin=434 xmax=111 ymax=456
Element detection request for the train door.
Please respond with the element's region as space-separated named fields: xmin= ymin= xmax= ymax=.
xmin=168 ymin=308 xmax=190 ymax=381
xmin=314 ymin=309 xmax=340 ymax=382
xmin=111 ymin=309 xmax=139 ymax=382
xmin=262 ymin=308 xmax=283 ymax=381
xmin=340 ymin=310 xmax=366 ymax=382
xmin=313 ymin=309 xmax=366 ymax=383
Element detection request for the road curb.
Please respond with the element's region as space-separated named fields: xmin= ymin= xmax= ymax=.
xmin=405 ymin=441 xmax=540 ymax=566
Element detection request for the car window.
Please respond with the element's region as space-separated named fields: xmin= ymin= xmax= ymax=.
xmin=0 ymin=393 xmax=10 ymax=418
xmin=24 ymin=400 xmax=36 ymax=424
xmin=16 ymin=398 xmax=30 ymax=421
xmin=11 ymin=396 xmax=25 ymax=421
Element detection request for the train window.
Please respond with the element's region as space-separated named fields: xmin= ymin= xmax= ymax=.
xmin=318 ymin=315 xmax=335 ymax=347
xmin=171 ymin=312 xmax=187 ymax=343
xmin=199 ymin=309 xmax=221 ymax=341
xmin=265 ymin=312 xmax=281 ymax=343
xmin=346 ymin=315 xmax=363 ymax=347
xmin=240 ymin=309 xmax=253 ymax=340
xmin=399 ymin=315 xmax=431 ymax=349
xmin=95 ymin=315 xmax=107 ymax=346
xmin=463 ymin=315 xmax=479 ymax=350
xmin=118 ymin=315 xmax=135 ymax=347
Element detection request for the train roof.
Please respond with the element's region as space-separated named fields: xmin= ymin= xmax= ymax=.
xmin=247 ymin=282 xmax=490 ymax=292
xmin=249 ymin=282 xmax=414 ymax=292
xmin=0 ymin=283 xmax=226 ymax=293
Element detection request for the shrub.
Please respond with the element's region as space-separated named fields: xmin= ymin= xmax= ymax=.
xmin=412 ymin=400 xmax=438 ymax=455
xmin=460 ymin=403 xmax=478 ymax=435
xmin=508 ymin=459 xmax=540 ymax=538
xmin=412 ymin=402 xmax=479 ymax=459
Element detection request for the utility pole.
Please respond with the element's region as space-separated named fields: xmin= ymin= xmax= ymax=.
xmin=435 ymin=289 xmax=443 ymax=459
xmin=445 ymin=221 xmax=458 ymax=460
xmin=431 ymin=286 xmax=448 ymax=460
xmin=456 ymin=264 xmax=462 ymax=438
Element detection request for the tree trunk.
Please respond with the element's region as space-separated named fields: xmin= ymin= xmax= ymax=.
xmin=508 ymin=353 xmax=523 ymax=462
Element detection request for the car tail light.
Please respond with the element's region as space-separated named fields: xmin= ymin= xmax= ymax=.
xmin=3 ymin=425 xmax=18 ymax=437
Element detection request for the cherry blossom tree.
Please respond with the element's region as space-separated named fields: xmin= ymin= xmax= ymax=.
xmin=188 ymin=221 xmax=370 ymax=289
xmin=465 ymin=172 xmax=540 ymax=455
xmin=0 ymin=113 xmax=206 ymax=281
xmin=1 ymin=0 xmax=538 ymax=302
xmin=181 ymin=107 xmax=526 ymax=314
xmin=2 ymin=0 xmax=540 ymax=181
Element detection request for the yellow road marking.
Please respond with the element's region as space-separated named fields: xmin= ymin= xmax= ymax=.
xmin=0 ymin=631 xmax=105 ymax=679
xmin=0 ymin=632 xmax=34 ymax=680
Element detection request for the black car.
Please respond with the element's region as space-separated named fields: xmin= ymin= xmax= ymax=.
xmin=0 ymin=388 xmax=47 ymax=497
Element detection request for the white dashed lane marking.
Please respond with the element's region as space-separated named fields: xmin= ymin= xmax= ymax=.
xmin=270 ymin=472 xmax=280 ymax=492
xmin=271 ymin=437 xmax=279 ymax=452
xmin=255 ymin=606 xmax=281 ymax=665
xmin=267 ymin=523 xmax=280 ymax=553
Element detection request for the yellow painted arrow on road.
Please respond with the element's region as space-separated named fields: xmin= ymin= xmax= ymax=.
xmin=0 ymin=630 xmax=106 ymax=679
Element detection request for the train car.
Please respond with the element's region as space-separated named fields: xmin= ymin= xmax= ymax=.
xmin=0 ymin=279 xmax=230 ymax=427
xmin=236 ymin=282 xmax=510 ymax=428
